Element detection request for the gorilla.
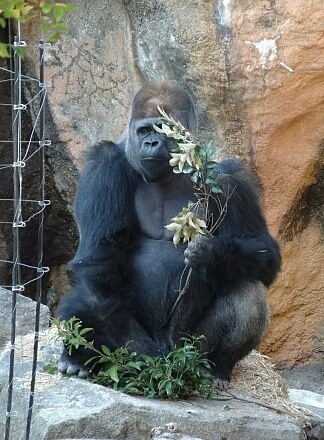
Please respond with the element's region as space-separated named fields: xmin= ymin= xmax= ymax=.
xmin=57 ymin=81 xmax=281 ymax=388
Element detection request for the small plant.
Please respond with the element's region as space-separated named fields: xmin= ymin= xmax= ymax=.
xmin=43 ymin=363 xmax=58 ymax=374
xmin=0 ymin=0 xmax=75 ymax=57
xmin=53 ymin=315 xmax=94 ymax=355
xmin=52 ymin=317 xmax=214 ymax=399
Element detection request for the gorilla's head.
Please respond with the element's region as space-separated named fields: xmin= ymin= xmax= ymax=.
xmin=125 ymin=81 xmax=197 ymax=183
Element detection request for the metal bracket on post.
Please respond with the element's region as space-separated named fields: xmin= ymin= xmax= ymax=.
xmin=38 ymin=42 xmax=51 ymax=50
xmin=13 ymin=40 xmax=27 ymax=48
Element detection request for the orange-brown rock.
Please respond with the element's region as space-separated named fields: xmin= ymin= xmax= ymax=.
xmin=262 ymin=224 xmax=324 ymax=365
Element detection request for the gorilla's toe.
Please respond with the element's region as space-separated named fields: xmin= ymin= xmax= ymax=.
xmin=58 ymin=356 xmax=89 ymax=378
xmin=214 ymin=377 xmax=230 ymax=391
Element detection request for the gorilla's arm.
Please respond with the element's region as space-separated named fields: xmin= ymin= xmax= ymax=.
xmin=185 ymin=159 xmax=281 ymax=288
xmin=67 ymin=141 xmax=136 ymax=291
xmin=57 ymin=141 xmax=162 ymax=364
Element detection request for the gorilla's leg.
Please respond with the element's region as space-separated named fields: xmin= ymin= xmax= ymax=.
xmin=57 ymin=285 xmax=162 ymax=377
xmin=195 ymin=281 xmax=268 ymax=389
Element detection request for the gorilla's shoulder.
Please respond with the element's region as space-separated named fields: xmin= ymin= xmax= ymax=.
xmin=214 ymin=158 xmax=258 ymax=197
xmin=85 ymin=140 xmax=126 ymax=165
xmin=216 ymin=158 xmax=253 ymax=182
xmin=217 ymin=158 xmax=245 ymax=175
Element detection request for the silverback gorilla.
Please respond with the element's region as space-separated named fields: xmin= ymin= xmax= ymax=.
xmin=57 ymin=81 xmax=281 ymax=388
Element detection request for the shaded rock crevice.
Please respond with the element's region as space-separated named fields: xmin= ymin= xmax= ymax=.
xmin=279 ymin=142 xmax=324 ymax=241
xmin=0 ymin=30 xmax=78 ymax=303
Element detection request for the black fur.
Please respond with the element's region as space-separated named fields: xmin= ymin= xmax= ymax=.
xmin=57 ymin=82 xmax=281 ymax=385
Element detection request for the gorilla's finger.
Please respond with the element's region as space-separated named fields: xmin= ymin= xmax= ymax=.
xmin=195 ymin=234 xmax=206 ymax=244
xmin=184 ymin=247 xmax=196 ymax=258
xmin=66 ymin=364 xmax=82 ymax=376
xmin=186 ymin=240 xmax=196 ymax=250
xmin=78 ymin=368 xmax=89 ymax=379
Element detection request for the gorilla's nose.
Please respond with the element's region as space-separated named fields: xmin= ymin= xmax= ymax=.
xmin=143 ymin=139 xmax=162 ymax=150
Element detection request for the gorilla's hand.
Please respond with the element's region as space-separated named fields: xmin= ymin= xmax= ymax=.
xmin=184 ymin=234 xmax=216 ymax=269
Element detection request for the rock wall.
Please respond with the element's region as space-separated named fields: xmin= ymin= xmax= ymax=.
xmin=15 ymin=0 xmax=324 ymax=366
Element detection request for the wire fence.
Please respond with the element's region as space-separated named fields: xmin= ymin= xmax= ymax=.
xmin=0 ymin=30 xmax=50 ymax=440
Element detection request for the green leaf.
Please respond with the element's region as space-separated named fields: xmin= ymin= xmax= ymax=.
xmin=84 ymin=355 xmax=99 ymax=366
xmin=49 ymin=32 xmax=61 ymax=42
xmin=79 ymin=327 xmax=93 ymax=336
xmin=53 ymin=4 xmax=64 ymax=22
xmin=53 ymin=22 xmax=67 ymax=30
xmin=108 ymin=365 xmax=119 ymax=383
xmin=182 ymin=163 xmax=194 ymax=174
xmin=42 ymin=3 xmax=54 ymax=14
xmin=0 ymin=18 xmax=6 ymax=27
xmin=43 ymin=363 xmax=58 ymax=374
xmin=123 ymin=381 xmax=139 ymax=391
xmin=13 ymin=46 xmax=25 ymax=58
xmin=0 ymin=43 xmax=9 ymax=57
xmin=126 ymin=361 xmax=143 ymax=371
xmin=40 ymin=22 xmax=50 ymax=33
xmin=101 ymin=345 xmax=111 ymax=356
xmin=64 ymin=5 xmax=75 ymax=12
xmin=21 ymin=4 xmax=34 ymax=15
xmin=191 ymin=172 xmax=200 ymax=184
xmin=151 ymin=371 xmax=163 ymax=379
xmin=165 ymin=381 xmax=173 ymax=395
xmin=57 ymin=3 xmax=75 ymax=12
xmin=211 ymin=186 xmax=222 ymax=194
xmin=169 ymin=144 xmax=180 ymax=153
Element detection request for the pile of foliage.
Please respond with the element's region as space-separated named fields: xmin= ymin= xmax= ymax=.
xmin=51 ymin=317 xmax=214 ymax=399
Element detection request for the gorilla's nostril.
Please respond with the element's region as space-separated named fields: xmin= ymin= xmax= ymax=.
xmin=144 ymin=140 xmax=159 ymax=148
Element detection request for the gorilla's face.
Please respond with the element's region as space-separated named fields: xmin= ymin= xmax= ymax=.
xmin=126 ymin=117 xmax=172 ymax=182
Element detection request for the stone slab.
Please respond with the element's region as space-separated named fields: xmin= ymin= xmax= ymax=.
xmin=0 ymin=331 xmax=304 ymax=440
xmin=0 ymin=288 xmax=50 ymax=352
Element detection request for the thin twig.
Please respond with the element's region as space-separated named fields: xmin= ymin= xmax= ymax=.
xmin=222 ymin=390 xmax=288 ymax=415
xmin=161 ymin=266 xmax=192 ymax=328
xmin=163 ymin=185 xmax=236 ymax=327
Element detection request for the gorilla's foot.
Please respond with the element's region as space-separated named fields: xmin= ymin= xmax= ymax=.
xmin=214 ymin=377 xmax=230 ymax=391
xmin=58 ymin=354 xmax=89 ymax=379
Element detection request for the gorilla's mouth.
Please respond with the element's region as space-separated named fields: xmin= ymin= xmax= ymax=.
xmin=140 ymin=157 xmax=168 ymax=161
xmin=139 ymin=156 xmax=171 ymax=182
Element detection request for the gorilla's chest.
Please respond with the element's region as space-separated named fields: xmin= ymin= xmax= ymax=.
xmin=130 ymin=177 xmax=195 ymax=324
xmin=134 ymin=177 xmax=194 ymax=240
xmin=130 ymin=177 xmax=208 ymax=327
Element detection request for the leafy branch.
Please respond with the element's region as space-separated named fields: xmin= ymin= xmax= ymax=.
xmin=52 ymin=317 xmax=214 ymax=399
xmin=155 ymin=108 xmax=236 ymax=325
xmin=154 ymin=106 xmax=224 ymax=245
xmin=0 ymin=0 xmax=75 ymax=57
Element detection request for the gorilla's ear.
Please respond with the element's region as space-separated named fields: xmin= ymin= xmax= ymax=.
xmin=130 ymin=81 xmax=198 ymax=135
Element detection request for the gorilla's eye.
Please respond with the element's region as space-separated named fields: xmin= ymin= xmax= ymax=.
xmin=137 ymin=126 xmax=151 ymax=136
